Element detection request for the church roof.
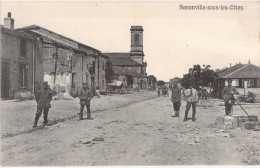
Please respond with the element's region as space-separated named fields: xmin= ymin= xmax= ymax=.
xmin=218 ymin=64 xmax=260 ymax=79
xmin=103 ymin=53 xmax=141 ymax=66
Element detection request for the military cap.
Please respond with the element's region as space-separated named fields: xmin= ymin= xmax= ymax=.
xmin=227 ymin=79 xmax=232 ymax=83
xmin=43 ymin=81 xmax=48 ymax=84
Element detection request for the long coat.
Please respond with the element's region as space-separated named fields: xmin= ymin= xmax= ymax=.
xmin=79 ymin=88 xmax=93 ymax=105
xmin=171 ymin=87 xmax=182 ymax=103
xmin=35 ymin=88 xmax=54 ymax=109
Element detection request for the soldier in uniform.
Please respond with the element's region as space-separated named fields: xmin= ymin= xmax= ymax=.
xmin=33 ymin=81 xmax=55 ymax=127
xmin=157 ymin=87 xmax=161 ymax=97
xmin=171 ymin=82 xmax=182 ymax=117
xmin=78 ymin=83 xmax=93 ymax=120
xmin=183 ymin=84 xmax=199 ymax=122
xmin=222 ymin=79 xmax=239 ymax=116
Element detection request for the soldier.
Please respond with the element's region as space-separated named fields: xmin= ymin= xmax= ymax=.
xmin=222 ymin=79 xmax=239 ymax=116
xmin=162 ymin=86 xmax=169 ymax=97
xmin=33 ymin=81 xmax=55 ymax=128
xmin=78 ymin=83 xmax=93 ymax=120
xmin=171 ymin=82 xmax=182 ymax=117
xmin=183 ymin=84 xmax=199 ymax=122
xmin=157 ymin=87 xmax=161 ymax=97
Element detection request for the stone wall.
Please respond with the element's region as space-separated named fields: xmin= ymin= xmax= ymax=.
xmin=71 ymin=52 xmax=96 ymax=95
xmin=98 ymin=56 xmax=107 ymax=92
xmin=1 ymin=30 xmax=42 ymax=98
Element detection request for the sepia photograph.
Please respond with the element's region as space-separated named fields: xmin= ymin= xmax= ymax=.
xmin=0 ymin=1 xmax=260 ymax=166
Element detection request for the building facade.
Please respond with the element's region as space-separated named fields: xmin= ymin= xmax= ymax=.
xmin=217 ymin=63 xmax=260 ymax=88
xmin=1 ymin=13 xmax=43 ymax=99
xmin=1 ymin=13 xmax=108 ymax=99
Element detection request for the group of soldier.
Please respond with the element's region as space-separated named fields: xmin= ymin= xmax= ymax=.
xmin=170 ymin=82 xmax=198 ymax=122
xmin=33 ymin=82 xmax=93 ymax=128
xmin=32 ymin=79 xmax=239 ymax=127
xmin=170 ymin=79 xmax=239 ymax=122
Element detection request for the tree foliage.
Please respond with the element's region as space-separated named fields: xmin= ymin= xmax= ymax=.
xmin=181 ymin=64 xmax=218 ymax=89
xmin=105 ymin=59 xmax=114 ymax=83
xmin=147 ymin=75 xmax=157 ymax=86
xmin=157 ymin=80 xmax=165 ymax=86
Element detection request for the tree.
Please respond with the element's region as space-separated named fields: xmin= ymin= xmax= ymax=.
xmin=181 ymin=64 xmax=218 ymax=89
xmin=147 ymin=75 xmax=157 ymax=86
xmin=105 ymin=59 xmax=114 ymax=83
xmin=201 ymin=65 xmax=218 ymax=87
xmin=181 ymin=74 xmax=191 ymax=89
xmin=157 ymin=80 xmax=165 ymax=86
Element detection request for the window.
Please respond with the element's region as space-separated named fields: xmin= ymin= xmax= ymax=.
xmin=102 ymin=80 xmax=105 ymax=89
xmin=102 ymin=61 xmax=105 ymax=71
xmin=19 ymin=64 xmax=27 ymax=88
xmin=72 ymin=73 xmax=76 ymax=88
xmin=93 ymin=61 xmax=96 ymax=73
xmin=20 ymin=39 xmax=27 ymax=57
xmin=134 ymin=34 xmax=139 ymax=46
xmin=248 ymin=79 xmax=257 ymax=87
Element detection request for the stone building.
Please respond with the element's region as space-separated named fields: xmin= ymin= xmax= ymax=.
xmin=217 ymin=62 xmax=260 ymax=88
xmin=103 ymin=26 xmax=148 ymax=90
xmin=16 ymin=24 xmax=108 ymax=95
xmin=1 ymin=13 xmax=43 ymax=99
xmin=97 ymin=54 xmax=108 ymax=93
xmin=72 ymin=43 xmax=108 ymax=94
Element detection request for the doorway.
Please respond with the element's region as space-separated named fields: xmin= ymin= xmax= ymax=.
xmin=1 ymin=62 xmax=10 ymax=98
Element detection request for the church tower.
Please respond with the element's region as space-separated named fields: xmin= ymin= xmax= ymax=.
xmin=130 ymin=26 xmax=144 ymax=65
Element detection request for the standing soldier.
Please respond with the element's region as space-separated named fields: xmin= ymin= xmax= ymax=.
xmin=157 ymin=87 xmax=161 ymax=97
xmin=171 ymin=82 xmax=182 ymax=117
xmin=33 ymin=81 xmax=55 ymax=128
xmin=183 ymin=84 xmax=199 ymax=122
xmin=78 ymin=83 xmax=93 ymax=120
xmin=222 ymin=79 xmax=239 ymax=116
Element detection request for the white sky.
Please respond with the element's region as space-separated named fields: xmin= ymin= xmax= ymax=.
xmin=1 ymin=1 xmax=260 ymax=81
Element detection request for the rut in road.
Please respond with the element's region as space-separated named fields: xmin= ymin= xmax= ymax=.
xmin=1 ymin=96 xmax=157 ymax=139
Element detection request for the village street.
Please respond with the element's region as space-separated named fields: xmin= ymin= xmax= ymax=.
xmin=1 ymin=92 xmax=260 ymax=166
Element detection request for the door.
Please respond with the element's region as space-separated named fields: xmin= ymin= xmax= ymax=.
xmin=1 ymin=62 xmax=10 ymax=98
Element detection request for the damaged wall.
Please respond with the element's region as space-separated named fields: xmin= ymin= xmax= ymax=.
xmin=1 ymin=28 xmax=42 ymax=99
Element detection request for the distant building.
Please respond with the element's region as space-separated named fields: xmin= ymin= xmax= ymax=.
xmin=169 ymin=77 xmax=182 ymax=88
xmin=1 ymin=13 xmax=42 ymax=99
xmin=217 ymin=63 xmax=260 ymax=88
xmin=103 ymin=26 xmax=148 ymax=90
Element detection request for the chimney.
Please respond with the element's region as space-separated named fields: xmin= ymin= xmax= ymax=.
xmin=230 ymin=63 xmax=232 ymax=67
xmin=4 ymin=12 xmax=14 ymax=30
xmin=248 ymin=59 xmax=251 ymax=64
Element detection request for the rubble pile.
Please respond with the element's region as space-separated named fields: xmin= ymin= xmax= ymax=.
xmin=215 ymin=115 xmax=259 ymax=130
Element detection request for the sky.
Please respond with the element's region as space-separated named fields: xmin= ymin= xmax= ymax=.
xmin=1 ymin=1 xmax=260 ymax=81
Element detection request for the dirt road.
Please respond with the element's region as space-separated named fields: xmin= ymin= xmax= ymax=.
xmin=1 ymin=96 xmax=260 ymax=166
